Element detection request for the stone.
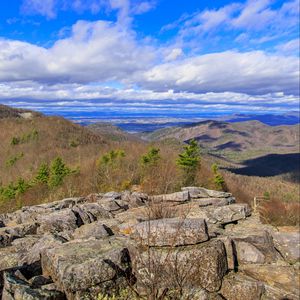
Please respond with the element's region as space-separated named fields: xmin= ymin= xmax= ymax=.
xmin=131 ymin=218 xmax=209 ymax=246
xmin=195 ymin=197 xmax=235 ymax=207
xmin=73 ymin=220 xmax=113 ymax=240
xmin=232 ymin=230 xmax=278 ymax=265
xmin=133 ymin=239 xmax=227 ymax=292
xmin=272 ymin=230 xmax=300 ymax=264
xmin=37 ymin=210 xmax=78 ymax=234
xmin=2 ymin=270 xmax=65 ymax=300
xmin=217 ymin=236 xmax=235 ymax=269
xmin=220 ymin=273 xmax=265 ymax=300
xmin=97 ymin=198 xmax=127 ymax=213
xmin=182 ymin=187 xmax=232 ymax=198
xmin=205 ymin=204 xmax=251 ymax=224
xmin=41 ymin=237 xmax=132 ymax=299
xmin=0 ymin=223 xmax=38 ymax=248
xmin=240 ymin=264 xmax=300 ymax=298
xmin=150 ymin=191 xmax=190 ymax=203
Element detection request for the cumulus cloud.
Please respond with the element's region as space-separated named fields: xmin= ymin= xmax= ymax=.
xmin=136 ymin=51 xmax=299 ymax=95
xmin=0 ymin=20 xmax=155 ymax=84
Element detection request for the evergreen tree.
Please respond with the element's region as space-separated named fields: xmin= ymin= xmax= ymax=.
xmin=176 ymin=139 xmax=201 ymax=186
xmin=141 ymin=147 xmax=160 ymax=166
xmin=211 ymin=163 xmax=226 ymax=191
xmin=35 ymin=163 xmax=50 ymax=184
xmin=48 ymin=157 xmax=70 ymax=188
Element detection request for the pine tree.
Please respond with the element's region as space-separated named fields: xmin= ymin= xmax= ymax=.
xmin=211 ymin=163 xmax=226 ymax=191
xmin=35 ymin=163 xmax=50 ymax=184
xmin=176 ymin=139 xmax=201 ymax=186
xmin=141 ymin=147 xmax=160 ymax=166
xmin=48 ymin=157 xmax=70 ymax=188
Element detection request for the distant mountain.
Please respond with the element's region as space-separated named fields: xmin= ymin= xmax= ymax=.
xmin=87 ymin=122 xmax=140 ymax=141
xmin=142 ymin=120 xmax=299 ymax=158
xmin=0 ymin=104 xmax=43 ymax=119
xmin=223 ymin=112 xmax=300 ymax=126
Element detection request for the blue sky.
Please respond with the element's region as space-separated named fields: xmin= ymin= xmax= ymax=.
xmin=0 ymin=0 xmax=299 ymax=121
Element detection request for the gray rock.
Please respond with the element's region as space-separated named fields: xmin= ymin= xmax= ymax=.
xmin=272 ymin=230 xmax=300 ymax=264
xmin=182 ymin=187 xmax=232 ymax=198
xmin=220 ymin=273 xmax=265 ymax=300
xmin=206 ymin=204 xmax=251 ymax=224
xmin=41 ymin=237 xmax=132 ymax=299
xmin=73 ymin=220 xmax=113 ymax=240
xmin=150 ymin=191 xmax=190 ymax=203
xmin=195 ymin=197 xmax=235 ymax=207
xmin=2 ymin=270 xmax=65 ymax=300
xmin=132 ymin=218 xmax=209 ymax=246
xmin=37 ymin=210 xmax=78 ymax=234
xmin=133 ymin=239 xmax=227 ymax=292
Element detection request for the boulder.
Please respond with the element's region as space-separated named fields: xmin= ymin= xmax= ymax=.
xmin=195 ymin=197 xmax=235 ymax=207
xmin=150 ymin=191 xmax=190 ymax=203
xmin=240 ymin=264 xmax=300 ymax=298
xmin=272 ymin=230 xmax=300 ymax=264
xmin=205 ymin=204 xmax=251 ymax=225
xmin=220 ymin=273 xmax=264 ymax=300
xmin=37 ymin=210 xmax=78 ymax=234
xmin=133 ymin=239 xmax=227 ymax=292
xmin=131 ymin=218 xmax=209 ymax=246
xmin=0 ymin=223 xmax=38 ymax=248
xmin=182 ymin=187 xmax=232 ymax=198
xmin=2 ymin=270 xmax=65 ymax=300
xmin=41 ymin=237 xmax=133 ymax=299
xmin=73 ymin=220 xmax=114 ymax=240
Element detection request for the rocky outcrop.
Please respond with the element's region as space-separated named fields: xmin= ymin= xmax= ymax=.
xmin=0 ymin=187 xmax=298 ymax=299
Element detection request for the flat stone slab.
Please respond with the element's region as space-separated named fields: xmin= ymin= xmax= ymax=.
xmin=131 ymin=218 xmax=209 ymax=246
xmin=182 ymin=187 xmax=232 ymax=198
xmin=150 ymin=191 xmax=190 ymax=203
xmin=272 ymin=230 xmax=300 ymax=264
xmin=41 ymin=237 xmax=132 ymax=298
xmin=206 ymin=204 xmax=251 ymax=224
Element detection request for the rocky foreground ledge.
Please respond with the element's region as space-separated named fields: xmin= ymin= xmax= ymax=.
xmin=0 ymin=187 xmax=299 ymax=300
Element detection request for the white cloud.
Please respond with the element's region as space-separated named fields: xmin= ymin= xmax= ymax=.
xmin=21 ymin=0 xmax=57 ymax=19
xmin=135 ymin=51 xmax=299 ymax=95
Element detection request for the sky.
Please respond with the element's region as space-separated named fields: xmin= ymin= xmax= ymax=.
xmin=0 ymin=0 xmax=299 ymax=122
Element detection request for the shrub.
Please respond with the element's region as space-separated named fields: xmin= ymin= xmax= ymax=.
xmin=35 ymin=163 xmax=50 ymax=184
xmin=211 ymin=163 xmax=226 ymax=191
xmin=5 ymin=152 xmax=24 ymax=167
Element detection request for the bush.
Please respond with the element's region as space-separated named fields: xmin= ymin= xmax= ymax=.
xmin=211 ymin=163 xmax=226 ymax=191
xmin=48 ymin=157 xmax=71 ymax=188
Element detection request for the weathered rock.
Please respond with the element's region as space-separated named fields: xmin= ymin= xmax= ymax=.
xmin=182 ymin=187 xmax=232 ymax=198
xmin=195 ymin=197 xmax=235 ymax=207
xmin=240 ymin=264 xmax=300 ymax=298
xmin=272 ymin=230 xmax=300 ymax=264
xmin=97 ymin=198 xmax=127 ymax=213
xmin=131 ymin=218 xmax=209 ymax=246
xmin=150 ymin=191 xmax=190 ymax=203
xmin=73 ymin=220 xmax=114 ymax=240
xmin=133 ymin=239 xmax=227 ymax=292
xmin=220 ymin=273 xmax=265 ymax=300
xmin=217 ymin=236 xmax=235 ymax=269
xmin=37 ymin=210 xmax=78 ymax=234
xmin=121 ymin=192 xmax=148 ymax=208
xmin=41 ymin=237 xmax=133 ymax=299
xmin=231 ymin=230 xmax=278 ymax=265
xmin=205 ymin=204 xmax=251 ymax=224
xmin=2 ymin=270 xmax=65 ymax=300
xmin=0 ymin=223 xmax=38 ymax=248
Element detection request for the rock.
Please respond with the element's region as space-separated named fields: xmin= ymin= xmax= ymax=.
xmin=121 ymin=192 xmax=148 ymax=208
xmin=232 ymin=230 xmax=278 ymax=265
xmin=97 ymin=198 xmax=127 ymax=213
xmin=240 ymin=264 xmax=300 ymax=297
xmin=37 ymin=210 xmax=78 ymax=234
xmin=217 ymin=236 xmax=235 ymax=269
xmin=133 ymin=239 xmax=227 ymax=292
xmin=195 ymin=197 xmax=235 ymax=207
xmin=131 ymin=218 xmax=209 ymax=246
xmin=272 ymin=230 xmax=300 ymax=264
xmin=182 ymin=187 xmax=232 ymax=198
xmin=2 ymin=270 xmax=65 ymax=300
xmin=23 ymin=234 xmax=65 ymax=265
xmin=41 ymin=237 xmax=133 ymax=299
xmin=150 ymin=191 xmax=190 ymax=203
xmin=205 ymin=204 xmax=251 ymax=224
xmin=220 ymin=273 xmax=265 ymax=300
xmin=0 ymin=223 xmax=38 ymax=248
xmin=103 ymin=192 xmax=122 ymax=199
xmin=0 ymin=246 xmax=25 ymax=271
xmin=73 ymin=220 xmax=114 ymax=240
